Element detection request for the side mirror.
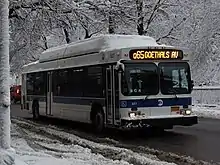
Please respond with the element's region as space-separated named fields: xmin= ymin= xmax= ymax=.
xmin=190 ymin=80 xmax=194 ymax=91
xmin=115 ymin=61 xmax=125 ymax=72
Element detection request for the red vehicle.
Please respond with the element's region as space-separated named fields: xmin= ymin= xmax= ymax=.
xmin=10 ymin=85 xmax=21 ymax=104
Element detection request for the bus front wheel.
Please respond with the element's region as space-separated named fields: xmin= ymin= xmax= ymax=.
xmin=92 ymin=110 xmax=104 ymax=133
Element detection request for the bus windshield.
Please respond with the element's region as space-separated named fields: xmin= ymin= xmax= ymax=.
xmin=159 ymin=62 xmax=191 ymax=94
xmin=121 ymin=63 xmax=159 ymax=96
xmin=121 ymin=62 xmax=191 ymax=96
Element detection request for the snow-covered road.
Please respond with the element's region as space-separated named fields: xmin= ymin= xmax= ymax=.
xmin=11 ymin=116 xmax=216 ymax=165
xmin=10 ymin=104 xmax=220 ymax=165
xmin=12 ymin=118 xmax=177 ymax=165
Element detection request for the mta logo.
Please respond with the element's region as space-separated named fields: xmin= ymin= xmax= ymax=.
xmin=158 ymin=99 xmax=163 ymax=106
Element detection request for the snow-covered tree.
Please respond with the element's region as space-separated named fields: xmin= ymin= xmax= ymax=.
xmin=6 ymin=0 xmax=220 ymax=85
xmin=0 ymin=0 xmax=15 ymax=164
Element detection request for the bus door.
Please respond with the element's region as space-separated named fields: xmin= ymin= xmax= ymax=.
xmin=106 ymin=66 xmax=120 ymax=125
xmin=46 ymin=72 xmax=52 ymax=116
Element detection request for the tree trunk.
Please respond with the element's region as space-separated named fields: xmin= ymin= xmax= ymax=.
xmin=108 ymin=12 xmax=115 ymax=34
xmin=108 ymin=0 xmax=115 ymax=34
xmin=0 ymin=0 xmax=11 ymax=151
xmin=42 ymin=35 xmax=48 ymax=50
xmin=63 ymin=28 xmax=71 ymax=43
xmin=84 ymin=28 xmax=91 ymax=39
xmin=136 ymin=0 xmax=144 ymax=35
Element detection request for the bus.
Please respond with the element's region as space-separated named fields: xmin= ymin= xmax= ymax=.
xmin=21 ymin=34 xmax=198 ymax=132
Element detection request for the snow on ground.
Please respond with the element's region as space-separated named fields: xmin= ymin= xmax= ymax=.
xmin=193 ymin=104 xmax=220 ymax=119
xmin=192 ymin=86 xmax=220 ymax=105
xmin=11 ymin=119 xmax=176 ymax=165
xmin=191 ymin=86 xmax=220 ymax=119
xmin=11 ymin=124 xmax=130 ymax=165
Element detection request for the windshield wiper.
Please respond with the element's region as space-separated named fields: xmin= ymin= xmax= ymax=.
xmin=167 ymin=88 xmax=178 ymax=99
xmin=141 ymin=94 xmax=149 ymax=107
xmin=143 ymin=95 xmax=149 ymax=100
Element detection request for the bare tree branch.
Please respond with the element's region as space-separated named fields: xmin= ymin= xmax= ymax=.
xmin=156 ymin=17 xmax=186 ymax=42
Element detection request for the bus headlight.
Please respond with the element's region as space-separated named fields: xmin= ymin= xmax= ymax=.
xmin=129 ymin=112 xmax=136 ymax=118
xmin=185 ymin=110 xmax=191 ymax=115
xmin=180 ymin=109 xmax=191 ymax=115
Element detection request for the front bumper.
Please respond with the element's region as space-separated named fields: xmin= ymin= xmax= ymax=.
xmin=121 ymin=115 xmax=198 ymax=129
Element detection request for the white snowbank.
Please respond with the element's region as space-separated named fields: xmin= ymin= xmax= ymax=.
xmin=0 ymin=148 xmax=16 ymax=165
xmin=193 ymin=104 xmax=220 ymax=119
xmin=15 ymin=158 xmax=28 ymax=165
xmin=11 ymin=121 xmax=176 ymax=165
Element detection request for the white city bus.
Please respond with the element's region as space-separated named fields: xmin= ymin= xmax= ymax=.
xmin=21 ymin=35 xmax=198 ymax=132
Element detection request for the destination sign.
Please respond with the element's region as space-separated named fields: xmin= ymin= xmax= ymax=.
xmin=129 ymin=49 xmax=183 ymax=60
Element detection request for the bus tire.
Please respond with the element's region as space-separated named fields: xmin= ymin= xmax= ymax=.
xmin=92 ymin=110 xmax=104 ymax=133
xmin=32 ymin=101 xmax=40 ymax=120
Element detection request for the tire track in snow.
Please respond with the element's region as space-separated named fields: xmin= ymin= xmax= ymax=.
xmin=12 ymin=122 xmax=70 ymax=160
xmin=13 ymin=124 xmax=44 ymax=152
xmin=11 ymin=117 xmax=217 ymax=165
xmin=12 ymin=117 xmax=176 ymax=165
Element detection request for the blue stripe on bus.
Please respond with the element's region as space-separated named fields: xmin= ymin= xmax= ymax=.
xmin=53 ymin=96 xmax=105 ymax=105
xmin=119 ymin=97 xmax=192 ymax=108
xmin=26 ymin=95 xmax=191 ymax=108
xmin=26 ymin=95 xmax=105 ymax=106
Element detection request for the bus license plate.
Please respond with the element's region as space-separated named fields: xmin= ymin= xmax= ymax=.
xmin=171 ymin=106 xmax=180 ymax=112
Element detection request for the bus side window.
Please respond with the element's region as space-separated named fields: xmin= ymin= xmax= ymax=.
xmin=52 ymin=70 xmax=60 ymax=96
xmin=34 ymin=72 xmax=46 ymax=96
xmin=57 ymin=85 xmax=61 ymax=96
xmin=84 ymin=66 xmax=102 ymax=97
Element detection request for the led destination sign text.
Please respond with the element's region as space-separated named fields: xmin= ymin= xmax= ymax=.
xmin=129 ymin=49 xmax=183 ymax=60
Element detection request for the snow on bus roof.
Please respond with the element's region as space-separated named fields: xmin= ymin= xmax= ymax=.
xmin=39 ymin=34 xmax=160 ymax=63
xmin=22 ymin=60 xmax=39 ymax=68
